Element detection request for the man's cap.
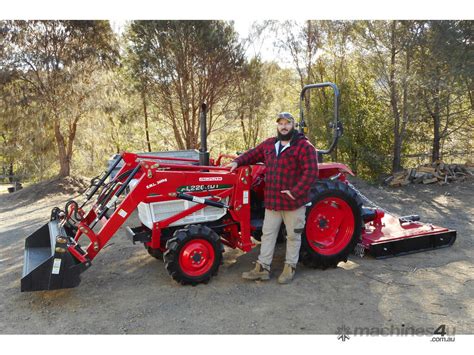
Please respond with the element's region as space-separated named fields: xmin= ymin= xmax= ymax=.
xmin=276 ymin=112 xmax=295 ymax=123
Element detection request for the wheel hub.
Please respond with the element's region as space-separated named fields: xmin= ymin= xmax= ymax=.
xmin=179 ymin=239 xmax=215 ymax=276
xmin=306 ymin=197 xmax=355 ymax=255
xmin=191 ymin=251 xmax=203 ymax=264
xmin=318 ymin=217 xmax=329 ymax=229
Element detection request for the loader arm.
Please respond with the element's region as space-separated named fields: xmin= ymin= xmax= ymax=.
xmin=80 ymin=168 xmax=252 ymax=259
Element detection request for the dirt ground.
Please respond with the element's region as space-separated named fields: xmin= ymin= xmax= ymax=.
xmin=0 ymin=175 xmax=472 ymax=335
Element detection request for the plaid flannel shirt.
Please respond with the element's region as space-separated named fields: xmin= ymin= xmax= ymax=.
xmin=234 ymin=133 xmax=318 ymax=211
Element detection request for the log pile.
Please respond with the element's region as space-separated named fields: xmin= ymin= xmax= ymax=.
xmin=386 ymin=161 xmax=474 ymax=187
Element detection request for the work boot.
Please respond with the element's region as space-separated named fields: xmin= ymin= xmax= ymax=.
xmin=278 ymin=264 xmax=296 ymax=284
xmin=242 ymin=262 xmax=270 ymax=281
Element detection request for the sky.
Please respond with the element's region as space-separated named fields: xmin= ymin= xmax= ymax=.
xmin=3 ymin=0 xmax=470 ymax=21
xmin=6 ymin=0 xmax=469 ymax=64
xmin=110 ymin=19 xmax=287 ymax=64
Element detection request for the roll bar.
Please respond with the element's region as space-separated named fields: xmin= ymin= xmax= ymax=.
xmin=299 ymin=82 xmax=343 ymax=155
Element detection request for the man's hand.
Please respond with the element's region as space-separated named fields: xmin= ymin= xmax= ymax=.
xmin=281 ymin=190 xmax=296 ymax=200
xmin=225 ymin=161 xmax=238 ymax=172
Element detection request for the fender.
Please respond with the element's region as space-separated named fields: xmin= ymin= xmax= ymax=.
xmin=317 ymin=162 xmax=355 ymax=180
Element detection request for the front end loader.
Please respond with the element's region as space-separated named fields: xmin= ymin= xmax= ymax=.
xmin=21 ymin=84 xmax=456 ymax=292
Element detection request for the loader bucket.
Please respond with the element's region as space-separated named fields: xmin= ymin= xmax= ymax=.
xmin=21 ymin=220 xmax=85 ymax=292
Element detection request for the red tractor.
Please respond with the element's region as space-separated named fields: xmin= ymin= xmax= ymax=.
xmin=21 ymin=83 xmax=456 ymax=291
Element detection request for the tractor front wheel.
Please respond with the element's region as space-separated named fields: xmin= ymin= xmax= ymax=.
xmin=164 ymin=225 xmax=223 ymax=285
xmin=300 ymin=180 xmax=363 ymax=269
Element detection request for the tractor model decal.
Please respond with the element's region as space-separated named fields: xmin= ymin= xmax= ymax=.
xmin=177 ymin=184 xmax=231 ymax=192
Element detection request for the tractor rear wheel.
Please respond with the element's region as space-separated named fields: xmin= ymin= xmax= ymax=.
xmin=300 ymin=180 xmax=363 ymax=269
xmin=164 ymin=224 xmax=223 ymax=285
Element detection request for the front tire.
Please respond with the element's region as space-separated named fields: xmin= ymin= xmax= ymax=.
xmin=300 ymin=180 xmax=363 ymax=269
xmin=164 ymin=225 xmax=223 ymax=285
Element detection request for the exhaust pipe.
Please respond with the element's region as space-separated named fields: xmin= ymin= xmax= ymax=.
xmin=199 ymin=103 xmax=209 ymax=166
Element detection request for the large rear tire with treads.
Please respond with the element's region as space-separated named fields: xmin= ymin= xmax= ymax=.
xmin=300 ymin=180 xmax=363 ymax=269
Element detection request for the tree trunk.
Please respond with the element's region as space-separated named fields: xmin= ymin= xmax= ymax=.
xmin=54 ymin=121 xmax=70 ymax=177
xmin=432 ymin=87 xmax=441 ymax=162
xmin=389 ymin=21 xmax=403 ymax=173
xmin=168 ymin=100 xmax=185 ymax=150
xmin=252 ymin=115 xmax=260 ymax=147
xmin=432 ymin=117 xmax=441 ymax=162
xmin=57 ymin=147 xmax=70 ymax=176
xmin=350 ymin=149 xmax=357 ymax=175
xmin=8 ymin=162 xmax=14 ymax=183
xmin=399 ymin=44 xmax=411 ymax=168
xmin=240 ymin=113 xmax=249 ymax=149
xmin=141 ymin=90 xmax=152 ymax=152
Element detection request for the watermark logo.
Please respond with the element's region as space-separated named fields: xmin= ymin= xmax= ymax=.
xmin=337 ymin=325 xmax=351 ymax=342
xmin=431 ymin=324 xmax=456 ymax=342
xmin=336 ymin=323 xmax=455 ymax=342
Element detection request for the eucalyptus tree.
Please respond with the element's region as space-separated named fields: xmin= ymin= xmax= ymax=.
xmin=355 ymin=20 xmax=421 ymax=173
xmin=2 ymin=20 xmax=117 ymax=177
xmin=416 ymin=20 xmax=473 ymax=162
xmin=126 ymin=20 xmax=244 ymax=150
xmin=235 ymin=57 xmax=274 ymax=149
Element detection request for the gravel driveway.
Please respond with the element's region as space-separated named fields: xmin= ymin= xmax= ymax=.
xmin=1 ymin=177 xmax=472 ymax=334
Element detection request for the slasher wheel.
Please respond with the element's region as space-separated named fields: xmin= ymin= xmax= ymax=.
xmin=164 ymin=225 xmax=223 ymax=285
xmin=300 ymin=180 xmax=363 ymax=269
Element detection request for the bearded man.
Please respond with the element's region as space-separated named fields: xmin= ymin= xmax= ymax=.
xmin=226 ymin=112 xmax=318 ymax=284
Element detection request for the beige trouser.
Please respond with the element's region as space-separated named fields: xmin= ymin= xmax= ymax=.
xmin=257 ymin=206 xmax=306 ymax=270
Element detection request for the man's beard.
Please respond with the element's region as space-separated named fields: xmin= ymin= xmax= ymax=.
xmin=277 ymin=127 xmax=295 ymax=141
